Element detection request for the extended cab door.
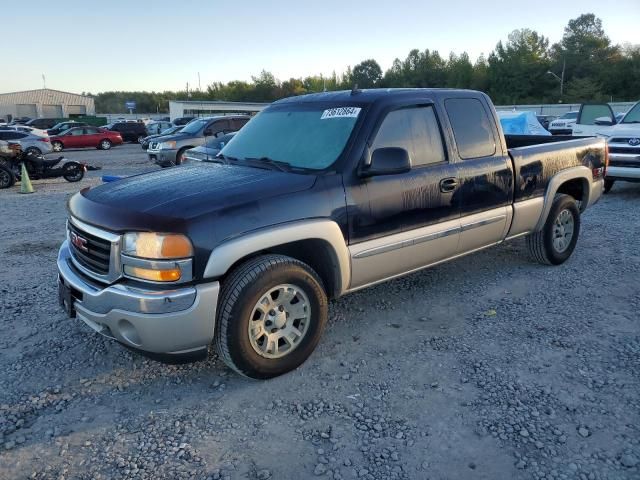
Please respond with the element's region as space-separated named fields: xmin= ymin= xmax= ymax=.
xmin=442 ymin=97 xmax=513 ymax=253
xmin=572 ymin=103 xmax=617 ymax=137
xmin=347 ymin=102 xmax=463 ymax=288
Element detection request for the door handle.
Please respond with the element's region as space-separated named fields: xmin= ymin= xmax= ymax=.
xmin=439 ymin=177 xmax=458 ymax=193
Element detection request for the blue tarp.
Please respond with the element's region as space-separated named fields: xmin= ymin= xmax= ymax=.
xmin=498 ymin=111 xmax=551 ymax=136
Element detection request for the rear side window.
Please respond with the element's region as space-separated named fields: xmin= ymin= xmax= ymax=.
xmin=445 ymin=98 xmax=496 ymax=159
xmin=371 ymin=106 xmax=446 ymax=167
xmin=231 ymin=117 xmax=249 ymax=131
xmin=578 ymin=105 xmax=614 ymax=125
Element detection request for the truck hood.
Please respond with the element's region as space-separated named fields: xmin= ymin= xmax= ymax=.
xmin=80 ymin=164 xmax=316 ymax=219
xmin=606 ymin=124 xmax=640 ymax=137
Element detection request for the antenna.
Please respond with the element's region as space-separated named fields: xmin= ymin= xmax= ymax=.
xmin=350 ymin=84 xmax=361 ymax=96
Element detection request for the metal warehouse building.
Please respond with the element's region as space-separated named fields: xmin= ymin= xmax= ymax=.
xmin=169 ymin=100 xmax=268 ymax=120
xmin=0 ymin=88 xmax=95 ymax=121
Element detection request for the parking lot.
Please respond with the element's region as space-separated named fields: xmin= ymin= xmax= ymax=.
xmin=0 ymin=144 xmax=638 ymax=480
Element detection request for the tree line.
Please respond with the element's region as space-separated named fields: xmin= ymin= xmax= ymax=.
xmin=92 ymin=13 xmax=639 ymax=113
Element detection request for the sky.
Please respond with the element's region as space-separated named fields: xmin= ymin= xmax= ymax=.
xmin=2 ymin=0 xmax=639 ymax=94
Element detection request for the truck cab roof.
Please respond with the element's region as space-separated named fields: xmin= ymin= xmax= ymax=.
xmin=273 ymin=88 xmax=482 ymax=106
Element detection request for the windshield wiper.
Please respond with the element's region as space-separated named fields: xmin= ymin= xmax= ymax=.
xmin=243 ymin=156 xmax=293 ymax=172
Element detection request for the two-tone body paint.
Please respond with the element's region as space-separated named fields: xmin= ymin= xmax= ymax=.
xmin=69 ymin=88 xmax=606 ymax=295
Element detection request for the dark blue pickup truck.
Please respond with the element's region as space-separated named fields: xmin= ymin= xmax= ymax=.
xmin=57 ymin=89 xmax=606 ymax=379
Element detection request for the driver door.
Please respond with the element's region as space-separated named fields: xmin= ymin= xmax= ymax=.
xmin=63 ymin=128 xmax=85 ymax=148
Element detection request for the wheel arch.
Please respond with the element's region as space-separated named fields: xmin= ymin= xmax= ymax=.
xmin=535 ymin=166 xmax=592 ymax=231
xmin=203 ymin=220 xmax=351 ymax=298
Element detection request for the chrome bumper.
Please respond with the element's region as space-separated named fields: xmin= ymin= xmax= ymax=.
xmin=606 ymin=166 xmax=640 ymax=180
xmin=57 ymin=241 xmax=219 ymax=355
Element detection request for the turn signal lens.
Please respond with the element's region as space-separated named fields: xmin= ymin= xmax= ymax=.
xmin=123 ymin=232 xmax=193 ymax=259
xmin=124 ymin=266 xmax=181 ymax=282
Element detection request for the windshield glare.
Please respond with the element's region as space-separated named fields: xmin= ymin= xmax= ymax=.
xmin=621 ymin=103 xmax=640 ymax=123
xmin=180 ymin=119 xmax=207 ymax=134
xmin=220 ymin=104 xmax=361 ymax=170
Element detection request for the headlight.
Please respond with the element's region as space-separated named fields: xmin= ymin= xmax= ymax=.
xmin=158 ymin=140 xmax=176 ymax=149
xmin=123 ymin=232 xmax=193 ymax=259
xmin=122 ymin=232 xmax=193 ymax=283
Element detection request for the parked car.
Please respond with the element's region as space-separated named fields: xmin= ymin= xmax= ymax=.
xmin=536 ymin=114 xmax=557 ymax=131
xmin=140 ymin=125 xmax=184 ymax=150
xmin=172 ymin=116 xmax=196 ymax=126
xmin=48 ymin=121 xmax=89 ymax=136
xmin=9 ymin=117 xmax=32 ymax=125
xmin=25 ymin=118 xmax=59 ymax=130
xmin=548 ymin=111 xmax=579 ymax=135
xmin=182 ymin=133 xmax=237 ymax=163
xmin=145 ymin=121 xmax=173 ymax=136
xmin=571 ymin=101 xmax=640 ymax=193
xmin=57 ymin=88 xmax=606 ymax=379
xmin=50 ymin=127 xmax=123 ymax=152
xmin=0 ymin=125 xmax=49 ymax=137
xmin=148 ymin=115 xmax=249 ymax=166
xmin=0 ymin=130 xmax=52 ymax=154
xmin=103 ymin=122 xmax=148 ymax=143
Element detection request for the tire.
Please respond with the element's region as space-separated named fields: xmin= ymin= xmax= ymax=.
xmin=526 ymin=194 xmax=581 ymax=265
xmin=215 ymin=254 xmax=328 ymax=379
xmin=25 ymin=147 xmax=42 ymax=155
xmin=52 ymin=141 xmax=64 ymax=152
xmin=137 ymin=135 xmax=145 ymax=144
xmin=62 ymin=163 xmax=84 ymax=182
xmin=174 ymin=147 xmax=191 ymax=166
xmin=0 ymin=164 xmax=15 ymax=189
xmin=99 ymin=139 xmax=112 ymax=150
xmin=603 ymin=179 xmax=615 ymax=194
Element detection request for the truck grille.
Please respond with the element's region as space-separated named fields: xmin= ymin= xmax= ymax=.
xmin=67 ymin=218 xmax=121 ymax=283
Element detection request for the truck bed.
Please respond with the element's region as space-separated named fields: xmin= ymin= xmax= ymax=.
xmin=506 ymin=136 xmax=607 ymax=203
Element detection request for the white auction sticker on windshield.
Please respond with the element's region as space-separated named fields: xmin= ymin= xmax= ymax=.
xmin=321 ymin=107 xmax=361 ymax=119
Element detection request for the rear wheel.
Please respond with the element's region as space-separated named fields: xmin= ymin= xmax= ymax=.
xmin=52 ymin=141 xmax=63 ymax=152
xmin=62 ymin=163 xmax=84 ymax=182
xmin=215 ymin=254 xmax=328 ymax=379
xmin=99 ymin=139 xmax=112 ymax=150
xmin=603 ymin=178 xmax=615 ymax=194
xmin=0 ymin=164 xmax=15 ymax=189
xmin=526 ymin=194 xmax=580 ymax=265
xmin=25 ymin=147 xmax=42 ymax=155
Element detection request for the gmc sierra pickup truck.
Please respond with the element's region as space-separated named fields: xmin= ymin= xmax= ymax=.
xmin=57 ymin=89 xmax=606 ymax=379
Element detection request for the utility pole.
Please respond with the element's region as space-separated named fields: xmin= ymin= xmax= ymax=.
xmin=546 ymin=58 xmax=565 ymax=100
xmin=198 ymin=72 xmax=201 ymax=91
xmin=42 ymin=74 xmax=46 ymax=89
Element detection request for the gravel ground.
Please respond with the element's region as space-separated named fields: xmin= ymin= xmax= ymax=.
xmin=0 ymin=144 xmax=638 ymax=480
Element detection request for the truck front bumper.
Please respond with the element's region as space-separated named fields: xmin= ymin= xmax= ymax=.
xmin=607 ymin=152 xmax=640 ymax=181
xmin=147 ymin=148 xmax=178 ymax=167
xmin=57 ymin=241 xmax=219 ymax=361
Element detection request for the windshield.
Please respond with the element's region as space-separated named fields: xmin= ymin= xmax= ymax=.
xmin=162 ymin=126 xmax=181 ymax=135
xmin=221 ymin=104 xmax=362 ymax=170
xmin=621 ymin=102 xmax=640 ymax=124
xmin=179 ymin=119 xmax=208 ymax=134
xmin=561 ymin=112 xmax=578 ymax=120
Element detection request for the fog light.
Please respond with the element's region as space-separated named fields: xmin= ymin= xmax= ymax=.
xmin=124 ymin=265 xmax=181 ymax=282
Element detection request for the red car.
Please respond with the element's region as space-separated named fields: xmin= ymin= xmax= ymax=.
xmin=50 ymin=127 xmax=123 ymax=152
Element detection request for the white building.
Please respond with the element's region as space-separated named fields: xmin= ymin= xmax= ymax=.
xmin=0 ymin=88 xmax=95 ymax=121
xmin=169 ymin=100 xmax=268 ymax=120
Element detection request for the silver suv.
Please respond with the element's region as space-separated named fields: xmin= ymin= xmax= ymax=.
xmin=147 ymin=115 xmax=250 ymax=167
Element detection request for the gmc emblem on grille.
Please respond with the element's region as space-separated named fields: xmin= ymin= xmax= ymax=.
xmin=628 ymin=138 xmax=640 ymax=146
xmin=70 ymin=231 xmax=89 ymax=252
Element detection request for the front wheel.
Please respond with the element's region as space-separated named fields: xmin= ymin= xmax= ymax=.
xmin=25 ymin=147 xmax=42 ymax=155
xmin=526 ymin=194 xmax=580 ymax=265
xmin=99 ymin=139 xmax=112 ymax=150
xmin=0 ymin=164 xmax=15 ymax=189
xmin=62 ymin=163 xmax=85 ymax=182
xmin=215 ymin=254 xmax=328 ymax=379
xmin=52 ymin=141 xmax=64 ymax=152
xmin=137 ymin=135 xmax=145 ymax=144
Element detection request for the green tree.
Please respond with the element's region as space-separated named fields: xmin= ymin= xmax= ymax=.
xmin=487 ymin=29 xmax=554 ymax=103
xmin=351 ymin=59 xmax=383 ymax=88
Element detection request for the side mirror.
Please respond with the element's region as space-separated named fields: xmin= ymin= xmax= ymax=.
xmin=361 ymin=147 xmax=411 ymax=177
xmin=594 ymin=117 xmax=614 ymax=126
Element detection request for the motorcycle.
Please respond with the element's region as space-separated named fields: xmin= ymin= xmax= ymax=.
xmin=0 ymin=144 xmax=86 ymax=189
